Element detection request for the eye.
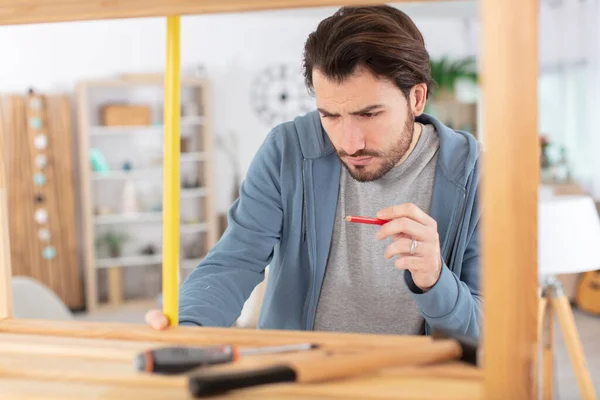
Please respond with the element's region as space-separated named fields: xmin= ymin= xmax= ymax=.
xmin=360 ymin=112 xmax=379 ymax=118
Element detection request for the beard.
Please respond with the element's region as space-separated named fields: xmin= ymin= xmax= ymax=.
xmin=336 ymin=111 xmax=415 ymax=182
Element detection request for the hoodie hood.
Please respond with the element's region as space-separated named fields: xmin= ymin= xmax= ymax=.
xmin=291 ymin=110 xmax=480 ymax=187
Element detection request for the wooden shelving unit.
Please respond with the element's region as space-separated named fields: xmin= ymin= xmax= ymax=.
xmin=76 ymin=75 xmax=218 ymax=311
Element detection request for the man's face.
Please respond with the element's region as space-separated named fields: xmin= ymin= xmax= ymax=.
xmin=313 ymin=65 xmax=423 ymax=182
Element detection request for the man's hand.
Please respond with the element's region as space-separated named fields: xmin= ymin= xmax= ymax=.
xmin=375 ymin=203 xmax=442 ymax=291
xmin=145 ymin=309 xmax=170 ymax=330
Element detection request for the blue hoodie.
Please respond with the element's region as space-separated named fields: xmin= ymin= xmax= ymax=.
xmin=179 ymin=111 xmax=482 ymax=338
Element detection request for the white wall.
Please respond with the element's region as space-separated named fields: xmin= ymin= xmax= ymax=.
xmin=0 ymin=4 xmax=475 ymax=212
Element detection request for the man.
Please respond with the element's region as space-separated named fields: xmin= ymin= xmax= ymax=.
xmin=147 ymin=5 xmax=482 ymax=338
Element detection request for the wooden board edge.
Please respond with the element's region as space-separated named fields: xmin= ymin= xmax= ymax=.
xmin=0 ymin=0 xmax=445 ymax=26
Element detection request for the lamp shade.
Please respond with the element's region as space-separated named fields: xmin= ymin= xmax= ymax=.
xmin=539 ymin=195 xmax=600 ymax=275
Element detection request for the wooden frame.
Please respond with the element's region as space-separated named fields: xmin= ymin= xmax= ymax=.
xmin=0 ymin=1 xmax=540 ymax=399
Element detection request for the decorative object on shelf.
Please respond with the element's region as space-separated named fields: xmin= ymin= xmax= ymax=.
xmin=33 ymin=172 xmax=46 ymax=186
xmin=540 ymin=135 xmax=551 ymax=170
xmin=34 ymin=208 xmax=48 ymax=224
xmin=216 ymin=130 xmax=241 ymax=202
xmin=429 ymin=56 xmax=478 ymax=100
xmin=35 ymin=154 xmax=47 ymax=168
xmin=42 ymin=246 xmax=57 ymax=260
xmin=120 ymin=181 xmax=140 ymax=213
xmin=539 ymin=135 xmax=572 ymax=183
xmin=250 ymin=63 xmax=315 ymax=126
xmin=101 ymin=104 xmax=151 ymax=126
xmin=122 ymin=161 xmax=133 ymax=171
xmin=38 ymin=228 xmax=51 ymax=241
xmin=29 ymin=117 xmax=43 ymax=130
xmin=182 ymin=175 xmax=201 ymax=189
xmin=95 ymin=231 xmax=129 ymax=258
xmin=141 ymin=244 xmax=157 ymax=255
xmin=29 ymin=97 xmax=42 ymax=110
xmin=425 ymin=56 xmax=479 ymax=138
xmin=33 ymin=133 xmax=48 ymax=149
xmin=90 ymin=148 xmax=110 ymax=174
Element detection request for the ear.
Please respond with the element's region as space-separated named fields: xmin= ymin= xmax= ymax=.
xmin=410 ymin=83 xmax=428 ymax=116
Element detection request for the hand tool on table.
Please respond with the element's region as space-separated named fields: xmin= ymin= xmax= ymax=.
xmin=135 ymin=343 xmax=319 ymax=375
xmin=187 ymin=330 xmax=478 ymax=397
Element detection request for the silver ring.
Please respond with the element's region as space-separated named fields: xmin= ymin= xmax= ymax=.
xmin=410 ymin=239 xmax=418 ymax=256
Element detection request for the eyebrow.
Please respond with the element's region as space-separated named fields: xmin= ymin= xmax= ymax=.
xmin=317 ymin=104 xmax=384 ymax=117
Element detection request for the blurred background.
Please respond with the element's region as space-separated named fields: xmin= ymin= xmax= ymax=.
xmin=0 ymin=1 xmax=599 ymax=397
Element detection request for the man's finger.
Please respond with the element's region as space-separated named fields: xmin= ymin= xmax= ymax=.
xmin=376 ymin=203 xmax=436 ymax=228
xmin=384 ymin=238 xmax=429 ymax=259
xmin=145 ymin=309 xmax=169 ymax=330
xmin=376 ymin=217 xmax=429 ymax=241
xmin=394 ymin=256 xmax=424 ymax=270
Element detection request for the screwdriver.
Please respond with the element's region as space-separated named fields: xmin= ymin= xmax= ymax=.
xmin=135 ymin=343 xmax=319 ymax=375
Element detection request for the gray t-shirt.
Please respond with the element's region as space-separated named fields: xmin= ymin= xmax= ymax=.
xmin=313 ymin=123 xmax=440 ymax=335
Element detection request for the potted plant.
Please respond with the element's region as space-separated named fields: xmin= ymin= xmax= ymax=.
xmin=96 ymin=231 xmax=129 ymax=258
xmin=429 ymin=56 xmax=478 ymax=100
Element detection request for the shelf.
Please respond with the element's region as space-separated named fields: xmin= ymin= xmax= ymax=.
xmin=95 ymin=254 xmax=205 ymax=269
xmin=93 ymin=168 xmax=160 ymax=180
xmin=180 ymin=222 xmax=208 ymax=234
xmin=92 ymin=152 xmax=207 ymax=180
xmin=90 ymin=116 xmax=204 ymax=136
xmin=95 ymin=254 xmax=163 ymax=268
xmin=94 ymin=212 xmax=162 ymax=224
xmin=181 ymin=187 xmax=208 ymax=198
xmin=180 ymin=152 xmax=207 ymax=162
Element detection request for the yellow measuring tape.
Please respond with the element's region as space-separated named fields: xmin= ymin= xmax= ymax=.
xmin=162 ymin=15 xmax=180 ymax=327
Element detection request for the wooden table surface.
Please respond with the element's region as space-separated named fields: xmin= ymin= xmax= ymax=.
xmin=0 ymin=319 xmax=483 ymax=399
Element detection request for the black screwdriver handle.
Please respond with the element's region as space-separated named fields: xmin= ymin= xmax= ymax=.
xmin=188 ymin=365 xmax=297 ymax=397
xmin=135 ymin=345 xmax=235 ymax=374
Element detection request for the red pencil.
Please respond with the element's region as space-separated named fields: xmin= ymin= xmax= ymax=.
xmin=344 ymin=215 xmax=389 ymax=225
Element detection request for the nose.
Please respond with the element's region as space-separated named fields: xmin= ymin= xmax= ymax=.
xmin=340 ymin=120 xmax=365 ymax=156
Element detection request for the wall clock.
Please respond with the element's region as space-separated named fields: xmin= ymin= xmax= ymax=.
xmin=250 ymin=63 xmax=315 ymax=126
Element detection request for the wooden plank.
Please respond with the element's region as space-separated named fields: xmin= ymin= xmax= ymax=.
xmin=0 ymin=323 xmax=482 ymax=399
xmin=5 ymin=94 xmax=82 ymax=310
xmin=0 ymin=0 xmax=444 ymax=26
xmin=0 ymin=378 xmax=191 ymax=400
xmin=0 ymin=319 xmax=431 ymax=349
xmin=0 ymin=353 xmax=187 ymax=388
xmin=481 ymin=0 xmax=539 ymax=399
xmin=0 ymin=332 xmax=162 ymax=361
xmin=0 ymin=375 xmax=481 ymax=400
xmin=0 ymin=97 xmax=12 ymax=320
xmin=7 ymin=97 xmax=33 ymax=281
xmin=49 ymin=96 xmax=83 ymax=308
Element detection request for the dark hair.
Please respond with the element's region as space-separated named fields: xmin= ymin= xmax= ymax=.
xmin=302 ymin=5 xmax=432 ymax=99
